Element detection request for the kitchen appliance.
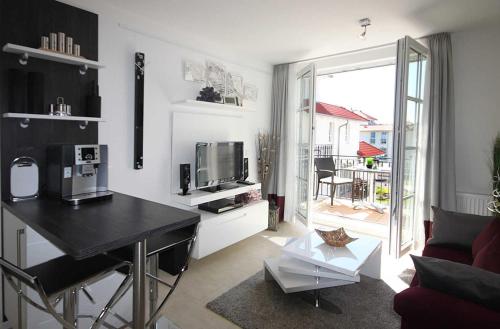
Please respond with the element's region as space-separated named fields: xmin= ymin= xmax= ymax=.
xmin=27 ymin=72 xmax=44 ymax=114
xmin=8 ymin=69 xmax=27 ymax=113
xmin=74 ymin=44 xmax=81 ymax=57
xmin=86 ymin=80 xmax=101 ymax=117
xmin=49 ymin=97 xmax=71 ymax=116
xmin=57 ymin=32 xmax=65 ymax=52
xmin=40 ymin=36 xmax=49 ymax=49
xmin=66 ymin=36 xmax=73 ymax=55
xmin=10 ymin=157 xmax=39 ymax=201
xmin=49 ymin=33 xmax=57 ymax=51
xmin=47 ymin=144 xmax=113 ymax=205
xmin=195 ymin=141 xmax=244 ymax=191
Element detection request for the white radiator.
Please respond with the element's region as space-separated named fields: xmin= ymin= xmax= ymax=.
xmin=456 ymin=192 xmax=492 ymax=216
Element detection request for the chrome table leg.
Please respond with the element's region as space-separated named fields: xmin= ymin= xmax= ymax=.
xmin=63 ymin=287 xmax=78 ymax=328
xmin=148 ymin=253 xmax=159 ymax=329
xmin=314 ymin=275 xmax=320 ymax=308
xmin=133 ymin=239 xmax=147 ymax=329
xmin=314 ymin=289 xmax=320 ymax=308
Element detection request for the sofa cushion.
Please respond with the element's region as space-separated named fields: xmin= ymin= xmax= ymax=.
xmin=394 ymin=287 xmax=500 ymax=329
xmin=411 ymin=255 xmax=500 ymax=311
xmin=422 ymin=244 xmax=473 ymax=264
xmin=472 ymin=218 xmax=500 ymax=258
xmin=428 ymin=207 xmax=494 ymax=249
xmin=410 ymin=244 xmax=473 ymax=287
xmin=473 ymin=234 xmax=500 ymax=274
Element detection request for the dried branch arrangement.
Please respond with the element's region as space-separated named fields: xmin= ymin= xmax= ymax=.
xmin=257 ymin=132 xmax=279 ymax=198
xmin=488 ymin=134 xmax=500 ymax=216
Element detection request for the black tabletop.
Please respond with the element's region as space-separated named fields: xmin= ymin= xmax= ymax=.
xmin=2 ymin=192 xmax=200 ymax=260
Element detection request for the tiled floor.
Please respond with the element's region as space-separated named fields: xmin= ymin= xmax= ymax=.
xmin=312 ymin=196 xmax=390 ymax=225
xmin=158 ymin=221 xmax=414 ymax=329
xmin=312 ymin=196 xmax=390 ymax=239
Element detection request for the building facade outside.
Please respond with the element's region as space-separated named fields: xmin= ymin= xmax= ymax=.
xmin=360 ymin=124 xmax=393 ymax=158
xmin=314 ymin=102 xmax=368 ymax=156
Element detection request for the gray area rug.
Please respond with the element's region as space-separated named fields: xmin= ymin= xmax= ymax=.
xmin=207 ymin=271 xmax=400 ymax=329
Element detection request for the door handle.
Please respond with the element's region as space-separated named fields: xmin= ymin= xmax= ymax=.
xmin=16 ymin=228 xmax=25 ymax=266
xmin=16 ymin=228 xmax=25 ymax=329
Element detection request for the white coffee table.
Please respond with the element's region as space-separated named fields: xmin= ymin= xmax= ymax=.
xmin=264 ymin=231 xmax=382 ymax=310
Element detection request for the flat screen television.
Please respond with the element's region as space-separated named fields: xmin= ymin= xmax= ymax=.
xmin=195 ymin=142 xmax=244 ymax=189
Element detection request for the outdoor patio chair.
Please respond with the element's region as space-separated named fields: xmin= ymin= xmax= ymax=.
xmin=314 ymin=157 xmax=353 ymax=206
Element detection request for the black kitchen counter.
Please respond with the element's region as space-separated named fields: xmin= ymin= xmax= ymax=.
xmin=1 ymin=192 xmax=200 ymax=260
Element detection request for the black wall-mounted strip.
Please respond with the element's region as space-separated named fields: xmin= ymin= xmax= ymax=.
xmin=134 ymin=52 xmax=144 ymax=169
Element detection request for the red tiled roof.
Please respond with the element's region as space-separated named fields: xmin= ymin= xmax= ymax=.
xmin=316 ymin=102 xmax=368 ymax=121
xmin=356 ymin=110 xmax=378 ymax=121
xmin=357 ymin=141 xmax=385 ymax=157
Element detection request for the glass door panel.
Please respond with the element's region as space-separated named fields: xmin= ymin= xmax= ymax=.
xmin=295 ymin=64 xmax=316 ymax=226
xmin=390 ymin=37 xmax=428 ymax=257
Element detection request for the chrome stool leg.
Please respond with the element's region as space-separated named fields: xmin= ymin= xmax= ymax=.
xmin=0 ymin=255 xmax=132 ymax=329
xmin=145 ymin=228 xmax=198 ymax=328
xmin=148 ymin=254 xmax=159 ymax=329
xmin=90 ymin=266 xmax=133 ymax=329
xmin=63 ymin=287 xmax=78 ymax=328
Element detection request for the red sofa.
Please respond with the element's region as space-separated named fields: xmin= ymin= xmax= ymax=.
xmin=394 ymin=220 xmax=500 ymax=329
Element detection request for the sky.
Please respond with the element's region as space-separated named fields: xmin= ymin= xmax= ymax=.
xmin=316 ymin=65 xmax=396 ymax=124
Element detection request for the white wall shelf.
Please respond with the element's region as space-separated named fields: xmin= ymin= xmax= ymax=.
xmin=2 ymin=113 xmax=104 ymax=129
xmin=3 ymin=113 xmax=103 ymax=122
xmin=175 ymin=100 xmax=256 ymax=113
xmin=171 ymin=182 xmax=261 ymax=207
xmin=2 ymin=43 xmax=104 ymax=71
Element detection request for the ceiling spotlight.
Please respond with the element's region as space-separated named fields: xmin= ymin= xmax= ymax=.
xmin=359 ymin=18 xmax=371 ymax=40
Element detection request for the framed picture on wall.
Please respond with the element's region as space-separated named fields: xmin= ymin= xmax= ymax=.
xmin=223 ymin=96 xmax=239 ymax=106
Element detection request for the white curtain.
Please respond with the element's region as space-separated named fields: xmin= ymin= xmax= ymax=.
xmin=284 ymin=63 xmax=299 ymax=222
xmin=268 ymin=64 xmax=289 ymax=198
xmin=417 ymin=32 xmax=456 ymax=229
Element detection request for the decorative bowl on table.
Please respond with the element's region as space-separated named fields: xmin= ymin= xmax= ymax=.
xmin=315 ymin=227 xmax=357 ymax=247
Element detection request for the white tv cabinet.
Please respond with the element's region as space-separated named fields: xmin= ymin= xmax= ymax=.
xmin=172 ymin=183 xmax=268 ymax=259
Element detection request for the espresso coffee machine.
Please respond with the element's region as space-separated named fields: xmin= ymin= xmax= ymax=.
xmin=47 ymin=144 xmax=113 ymax=205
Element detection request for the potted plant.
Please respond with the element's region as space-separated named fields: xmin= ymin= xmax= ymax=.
xmin=365 ymin=157 xmax=374 ymax=169
xmin=488 ymin=134 xmax=500 ymax=216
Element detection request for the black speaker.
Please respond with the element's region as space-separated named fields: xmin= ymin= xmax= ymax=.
xmin=8 ymin=69 xmax=28 ymax=113
xmin=179 ymin=163 xmax=191 ymax=195
xmin=86 ymin=80 xmax=101 ymax=117
xmin=27 ymin=72 xmax=44 ymax=114
xmin=243 ymin=157 xmax=249 ymax=180
xmin=134 ymin=52 xmax=145 ymax=170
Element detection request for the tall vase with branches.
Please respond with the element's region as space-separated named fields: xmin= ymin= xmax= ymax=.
xmin=488 ymin=134 xmax=500 ymax=216
xmin=257 ymin=132 xmax=278 ymax=199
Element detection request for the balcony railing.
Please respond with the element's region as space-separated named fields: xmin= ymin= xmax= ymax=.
xmin=313 ymin=144 xmax=392 ymax=207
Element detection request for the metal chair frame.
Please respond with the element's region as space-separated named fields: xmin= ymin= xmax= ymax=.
xmin=0 ymin=257 xmax=133 ymax=329
xmin=111 ymin=224 xmax=199 ymax=329
xmin=146 ymin=225 xmax=198 ymax=328
xmin=314 ymin=157 xmax=353 ymax=206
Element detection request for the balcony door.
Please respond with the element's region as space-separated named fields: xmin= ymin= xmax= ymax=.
xmin=295 ymin=64 xmax=316 ymax=227
xmin=390 ymin=36 xmax=428 ymax=258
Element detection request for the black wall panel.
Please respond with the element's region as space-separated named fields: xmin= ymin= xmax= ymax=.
xmin=0 ymin=0 xmax=99 ymax=200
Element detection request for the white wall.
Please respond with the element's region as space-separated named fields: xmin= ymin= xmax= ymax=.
xmin=60 ymin=1 xmax=273 ymax=204
xmin=453 ymin=22 xmax=500 ymax=195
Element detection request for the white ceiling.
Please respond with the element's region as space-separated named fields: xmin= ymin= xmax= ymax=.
xmin=78 ymin=0 xmax=500 ymax=65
